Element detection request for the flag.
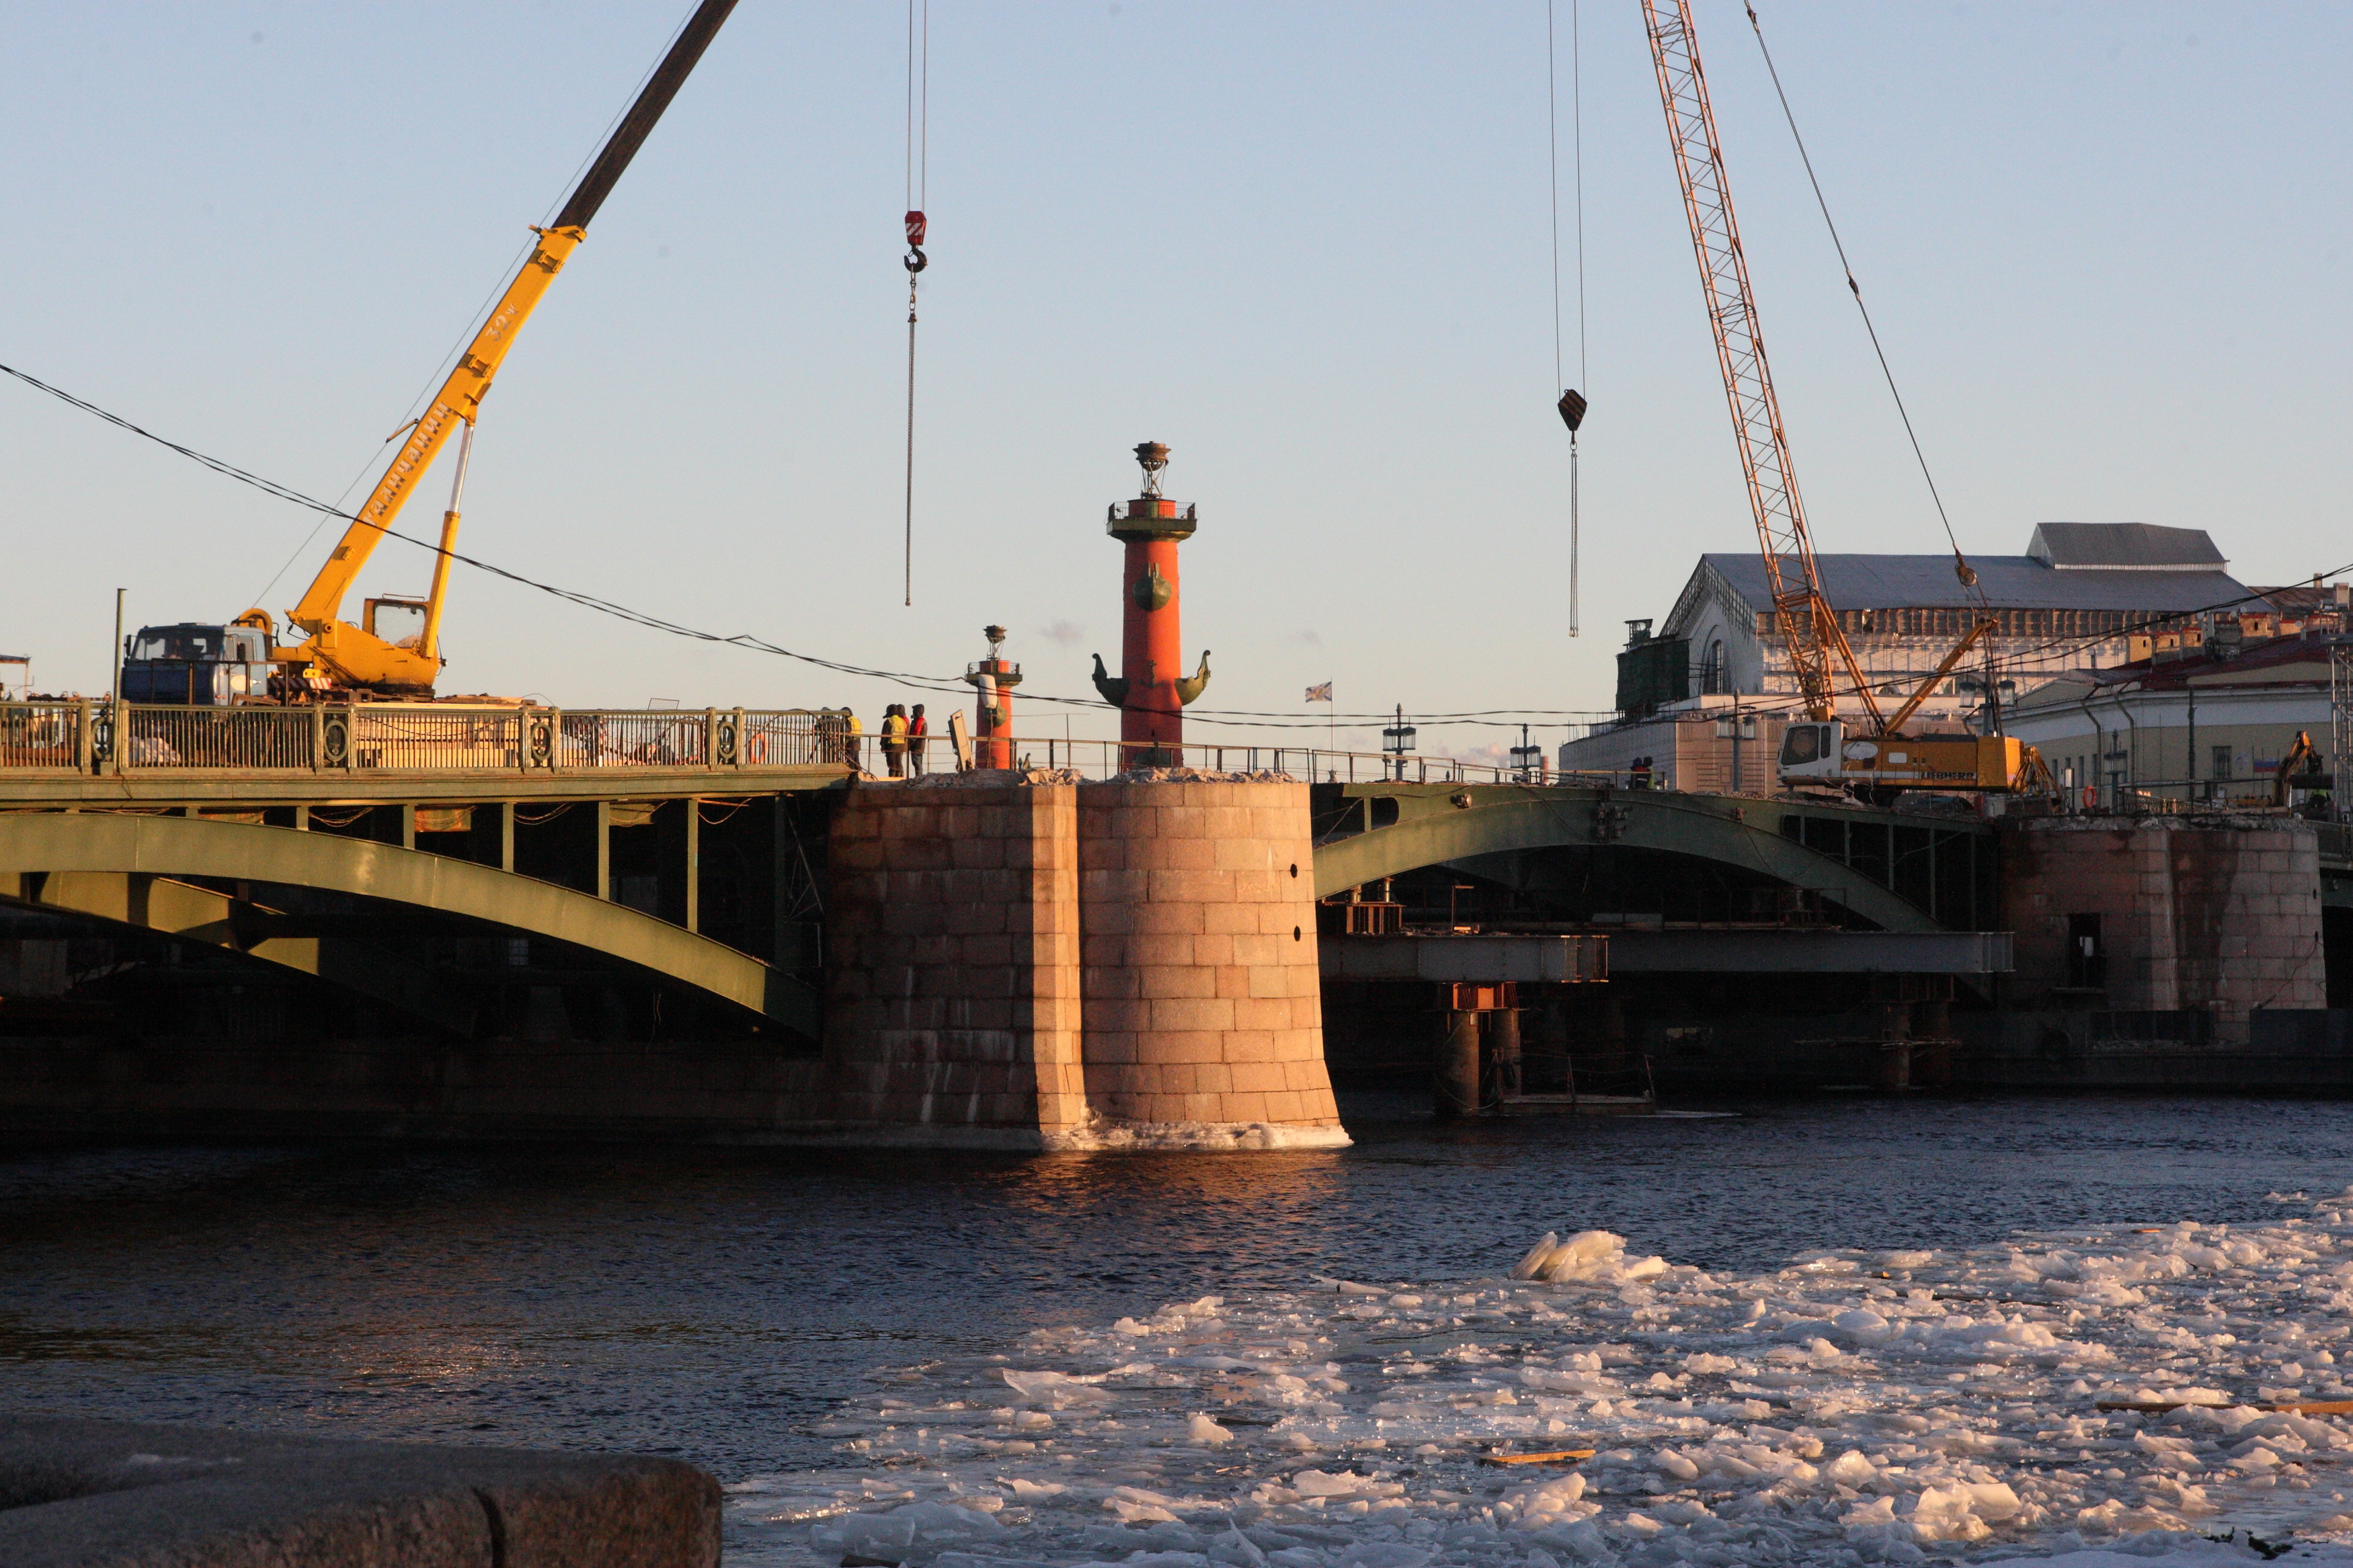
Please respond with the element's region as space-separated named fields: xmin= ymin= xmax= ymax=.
xmin=1304 ymin=682 xmax=1333 ymax=703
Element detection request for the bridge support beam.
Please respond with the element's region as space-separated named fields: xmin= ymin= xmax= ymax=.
xmin=0 ymin=811 xmax=805 ymax=1028
xmin=9 ymin=870 xmax=478 ymax=1036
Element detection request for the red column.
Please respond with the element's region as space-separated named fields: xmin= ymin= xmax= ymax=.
xmin=1120 ymin=534 xmax=1183 ymax=753
xmin=1099 ymin=444 xmax=1205 ymax=768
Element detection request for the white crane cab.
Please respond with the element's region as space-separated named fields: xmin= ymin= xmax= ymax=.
xmin=1780 ymin=721 xmax=2044 ymax=792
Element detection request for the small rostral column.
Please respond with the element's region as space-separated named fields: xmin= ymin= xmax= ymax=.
xmin=965 ymin=623 xmax=1021 ymax=770
xmin=1091 ymin=442 xmax=1209 ymax=766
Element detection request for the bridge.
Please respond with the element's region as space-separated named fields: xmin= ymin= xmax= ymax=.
xmin=0 ymin=701 xmax=846 ymax=1044
xmin=0 ymin=704 xmax=2007 ymax=1028
xmin=1309 ymin=780 xmax=1997 ymax=932
xmin=9 ymin=698 xmax=2331 ymax=1139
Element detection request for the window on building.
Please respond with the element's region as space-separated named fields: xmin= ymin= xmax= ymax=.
xmin=2212 ymin=745 xmax=2233 ymax=780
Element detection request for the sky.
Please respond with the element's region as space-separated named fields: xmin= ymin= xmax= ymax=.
xmin=3 ymin=2 xmax=2347 ymax=758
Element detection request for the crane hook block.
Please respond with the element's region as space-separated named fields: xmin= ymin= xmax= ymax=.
xmin=1556 ymin=388 xmax=1588 ymax=433
xmin=904 ymin=246 xmax=928 ymax=275
xmin=904 ymin=210 xmax=928 ymax=247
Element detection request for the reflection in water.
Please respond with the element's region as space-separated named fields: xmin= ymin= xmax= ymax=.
xmin=0 ymin=1096 xmax=2348 ymax=1475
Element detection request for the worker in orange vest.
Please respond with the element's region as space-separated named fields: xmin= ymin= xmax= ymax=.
xmin=907 ymin=704 xmax=929 ymax=776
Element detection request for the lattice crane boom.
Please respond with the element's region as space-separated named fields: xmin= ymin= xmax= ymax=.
xmin=1640 ymin=0 xmax=1880 ymax=730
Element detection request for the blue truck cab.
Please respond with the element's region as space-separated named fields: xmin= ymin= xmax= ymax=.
xmin=121 ymin=623 xmax=275 ymax=706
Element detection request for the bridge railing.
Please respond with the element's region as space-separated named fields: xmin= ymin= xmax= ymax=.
xmin=1 ymin=702 xmax=843 ymax=776
xmin=0 ymin=702 xmax=87 ymax=772
xmin=891 ymin=733 xmax=1632 ymax=788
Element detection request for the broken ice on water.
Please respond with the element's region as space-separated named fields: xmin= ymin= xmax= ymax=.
xmin=725 ymin=1192 xmax=2353 ymax=1565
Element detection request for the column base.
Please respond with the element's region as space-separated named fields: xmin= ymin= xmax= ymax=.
xmin=1040 ymin=1118 xmax=1351 ymax=1153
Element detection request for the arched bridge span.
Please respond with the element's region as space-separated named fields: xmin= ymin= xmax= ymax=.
xmin=1309 ymin=783 xmax=1995 ymax=932
xmin=0 ymin=812 xmax=803 ymax=1025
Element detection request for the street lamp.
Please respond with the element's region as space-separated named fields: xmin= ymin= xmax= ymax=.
xmin=1382 ymin=704 xmax=1417 ymax=780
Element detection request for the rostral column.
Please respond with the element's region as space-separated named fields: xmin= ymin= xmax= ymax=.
xmin=1091 ymin=442 xmax=1209 ymax=765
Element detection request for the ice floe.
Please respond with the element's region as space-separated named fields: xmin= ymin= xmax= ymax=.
xmin=727 ymin=1192 xmax=2353 ymax=1565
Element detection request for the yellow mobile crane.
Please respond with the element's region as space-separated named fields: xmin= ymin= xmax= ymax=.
xmin=252 ymin=0 xmax=736 ymax=698
xmin=1640 ymin=0 xmax=2054 ymax=798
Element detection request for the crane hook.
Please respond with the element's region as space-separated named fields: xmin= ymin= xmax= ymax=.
xmin=904 ymin=208 xmax=928 ymax=274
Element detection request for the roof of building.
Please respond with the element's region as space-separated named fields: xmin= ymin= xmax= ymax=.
xmin=1698 ymin=553 xmax=2254 ymax=614
xmin=2011 ymin=630 xmax=2339 ymax=712
xmin=2256 ymin=583 xmax=2352 ymax=618
xmin=2026 ymin=522 xmax=2227 ymax=571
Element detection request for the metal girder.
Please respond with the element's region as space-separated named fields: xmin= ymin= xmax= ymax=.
xmin=1310 ymin=784 xmax=1956 ymax=933
xmin=11 ymin=871 xmax=479 ymax=1034
xmin=0 ymin=812 xmax=804 ymax=1024
xmin=1318 ymin=928 xmax=2007 ymax=980
xmin=1604 ymin=927 xmax=2011 ymax=973
xmin=1320 ymin=934 xmax=1609 ymax=984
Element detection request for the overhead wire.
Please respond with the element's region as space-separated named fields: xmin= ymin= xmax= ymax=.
xmin=245 ymin=3 xmax=699 ymax=616
xmin=26 ymin=354 xmax=2329 ymax=741
xmin=1 ymin=357 xmax=1627 ymax=733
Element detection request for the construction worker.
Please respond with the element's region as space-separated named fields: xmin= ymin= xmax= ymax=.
xmin=907 ymin=704 xmax=928 ymax=776
xmin=881 ymin=704 xmax=909 ymax=778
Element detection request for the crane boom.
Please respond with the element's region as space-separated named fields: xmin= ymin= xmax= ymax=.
xmin=274 ymin=0 xmax=737 ymax=695
xmin=1640 ymin=0 xmax=1879 ymax=731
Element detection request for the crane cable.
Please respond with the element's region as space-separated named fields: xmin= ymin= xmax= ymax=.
xmin=1546 ymin=0 xmax=1589 ymax=638
xmin=902 ymin=0 xmax=930 ymax=608
xmin=1742 ymin=5 xmax=2003 ymax=720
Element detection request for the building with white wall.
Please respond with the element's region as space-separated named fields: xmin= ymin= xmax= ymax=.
xmin=1566 ymin=522 xmax=2272 ymax=792
xmin=1657 ymin=523 xmax=2251 ymax=728
xmin=2005 ymin=630 xmax=2341 ymax=809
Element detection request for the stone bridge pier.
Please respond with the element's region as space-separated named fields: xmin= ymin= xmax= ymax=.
xmin=825 ymin=775 xmax=1346 ymax=1150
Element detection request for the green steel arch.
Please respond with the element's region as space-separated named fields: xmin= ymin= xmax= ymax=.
xmin=1311 ymin=784 xmax=1976 ymax=933
xmin=0 ymin=811 xmax=791 ymax=1020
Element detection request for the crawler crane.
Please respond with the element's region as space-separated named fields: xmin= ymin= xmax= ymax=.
xmin=1640 ymin=0 xmax=2054 ymax=798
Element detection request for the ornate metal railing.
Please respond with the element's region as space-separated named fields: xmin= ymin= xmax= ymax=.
xmin=0 ymin=702 xmax=840 ymax=776
xmin=0 ymin=702 xmax=87 ymax=771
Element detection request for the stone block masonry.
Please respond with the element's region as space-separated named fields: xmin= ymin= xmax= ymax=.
xmin=1077 ymin=780 xmax=1346 ymax=1147
xmin=824 ymin=774 xmax=1347 ymax=1150
xmin=824 ymin=778 xmax=1086 ymax=1147
xmin=1998 ymin=817 xmax=2325 ymax=1040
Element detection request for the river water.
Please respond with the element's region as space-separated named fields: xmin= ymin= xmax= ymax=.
xmin=5 ymin=1095 xmax=2349 ymax=1486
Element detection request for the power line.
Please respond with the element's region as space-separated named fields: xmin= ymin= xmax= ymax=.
xmin=0 ymin=357 xmax=1626 ymax=731
xmin=27 ymin=355 xmax=2331 ymax=739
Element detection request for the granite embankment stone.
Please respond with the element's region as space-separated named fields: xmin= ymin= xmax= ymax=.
xmin=0 ymin=1415 xmax=719 ymax=1567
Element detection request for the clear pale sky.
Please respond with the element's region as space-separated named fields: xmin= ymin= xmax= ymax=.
xmin=3 ymin=3 xmax=2346 ymax=757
